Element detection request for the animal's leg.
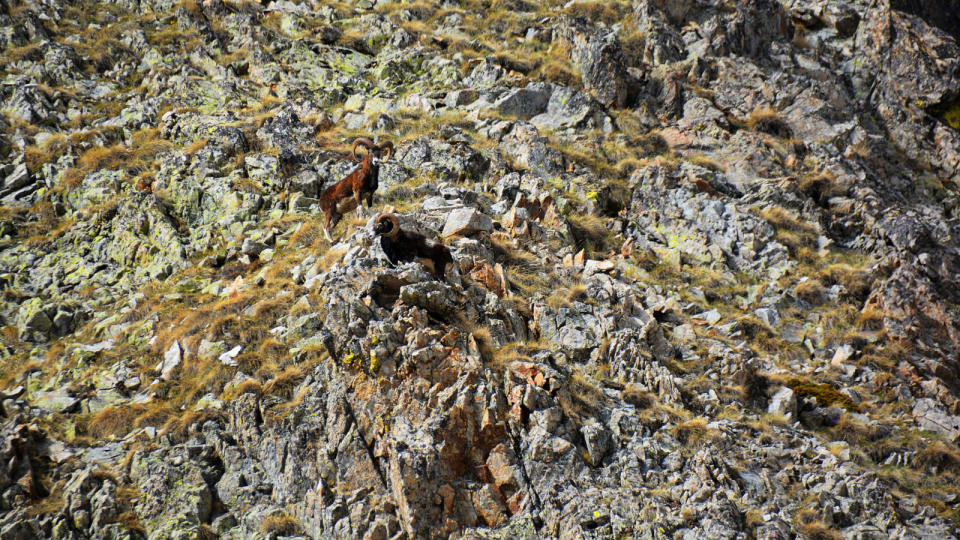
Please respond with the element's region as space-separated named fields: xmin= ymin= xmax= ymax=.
xmin=325 ymin=213 xmax=340 ymax=241
xmin=354 ymin=191 xmax=365 ymax=218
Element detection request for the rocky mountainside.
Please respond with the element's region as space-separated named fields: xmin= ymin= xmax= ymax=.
xmin=2 ymin=0 xmax=960 ymax=537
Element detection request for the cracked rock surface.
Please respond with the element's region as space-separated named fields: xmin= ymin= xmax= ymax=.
xmin=2 ymin=0 xmax=960 ymax=538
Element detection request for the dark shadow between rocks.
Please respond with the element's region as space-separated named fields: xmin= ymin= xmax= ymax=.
xmin=891 ymin=0 xmax=960 ymax=42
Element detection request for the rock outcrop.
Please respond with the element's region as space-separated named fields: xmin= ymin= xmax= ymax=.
xmin=1 ymin=0 xmax=959 ymax=538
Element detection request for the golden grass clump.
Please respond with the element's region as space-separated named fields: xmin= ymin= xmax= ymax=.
xmin=288 ymin=221 xmax=324 ymax=249
xmin=133 ymin=403 xmax=178 ymax=431
xmin=622 ymin=384 xmax=655 ymax=409
xmin=545 ymin=283 xmax=588 ymax=308
xmin=221 ymin=379 xmax=263 ymax=401
xmin=747 ymin=107 xmax=793 ymax=139
xmin=759 ymin=206 xmax=818 ymax=258
xmin=558 ymin=372 xmax=607 ymax=421
xmin=261 ymin=513 xmax=303 ymax=537
xmin=78 ymin=144 xmax=131 ymax=171
xmin=566 ymin=213 xmax=612 ymax=255
xmin=671 ymin=416 xmax=712 ymax=445
xmin=89 ymin=404 xmax=153 ymax=439
xmin=913 ymin=440 xmax=960 ymax=475
xmin=785 ymin=377 xmax=858 ymax=411
xmin=262 ymin=367 xmax=307 ymax=400
xmin=817 ymin=263 xmax=872 ymax=302
xmin=794 ymin=279 xmax=827 ymax=305
xmin=563 ymin=1 xmax=630 ymax=25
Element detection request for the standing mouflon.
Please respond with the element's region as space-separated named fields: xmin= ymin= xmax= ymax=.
xmin=318 ymin=137 xmax=393 ymax=241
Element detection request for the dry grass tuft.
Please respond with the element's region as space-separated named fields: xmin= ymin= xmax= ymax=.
xmin=798 ymin=171 xmax=847 ymax=205
xmin=288 ymin=221 xmax=324 ymax=249
xmin=622 ymin=384 xmax=655 ymax=409
xmin=563 ymin=1 xmax=630 ymax=25
xmin=759 ymin=206 xmax=818 ymax=258
xmin=558 ymin=372 xmax=606 ymax=421
xmin=799 ymin=520 xmax=840 ymax=540
xmin=827 ymin=414 xmax=884 ymax=446
xmin=566 ymin=213 xmax=612 ymax=255
xmin=817 ymin=263 xmax=872 ymax=303
xmin=794 ymin=279 xmax=827 ymax=305
xmin=77 ymin=145 xmax=131 ymax=171
xmin=89 ymin=404 xmax=155 ymax=439
xmin=671 ymin=417 xmax=712 ymax=445
xmin=747 ymin=108 xmax=793 ymax=139
xmin=262 ymin=367 xmax=307 ymax=400
xmin=261 ymin=513 xmax=303 ymax=537
xmin=914 ymin=440 xmax=960 ymax=475
xmin=786 ymin=377 xmax=858 ymax=411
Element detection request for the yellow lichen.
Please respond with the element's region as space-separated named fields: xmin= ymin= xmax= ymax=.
xmin=945 ymin=101 xmax=960 ymax=129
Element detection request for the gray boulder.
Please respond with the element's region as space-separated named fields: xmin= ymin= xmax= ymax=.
xmin=442 ymin=208 xmax=494 ymax=237
xmin=768 ymin=387 xmax=798 ymax=419
xmin=558 ymin=18 xmax=630 ymax=108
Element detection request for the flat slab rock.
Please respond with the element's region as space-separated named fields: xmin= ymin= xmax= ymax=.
xmin=442 ymin=207 xmax=494 ymax=237
xmin=913 ymin=398 xmax=960 ymax=442
xmin=33 ymin=391 xmax=78 ymax=413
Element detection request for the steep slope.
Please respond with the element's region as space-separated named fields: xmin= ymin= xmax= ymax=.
xmin=1 ymin=0 xmax=960 ymax=538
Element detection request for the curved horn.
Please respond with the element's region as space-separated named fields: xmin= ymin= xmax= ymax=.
xmin=376 ymin=140 xmax=394 ymax=161
xmin=352 ymin=137 xmax=376 ymax=161
xmin=375 ymin=212 xmax=400 ymax=237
